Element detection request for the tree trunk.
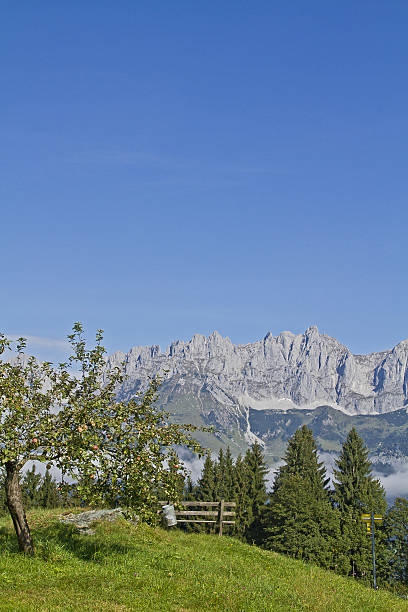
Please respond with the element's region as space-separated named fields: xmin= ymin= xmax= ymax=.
xmin=4 ymin=461 xmax=34 ymax=555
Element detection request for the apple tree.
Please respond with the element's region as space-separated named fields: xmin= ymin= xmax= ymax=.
xmin=0 ymin=324 xmax=207 ymax=555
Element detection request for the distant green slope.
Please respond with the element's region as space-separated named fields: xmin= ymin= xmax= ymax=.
xmin=161 ymin=387 xmax=408 ymax=466
xmin=249 ymin=405 xmax=408 ymax=462
xmin=0 ymin=509 xmax=406 ymax=611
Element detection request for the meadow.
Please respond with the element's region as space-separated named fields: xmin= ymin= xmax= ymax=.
xmin=0 ymin=509 xmax=407 ymax=611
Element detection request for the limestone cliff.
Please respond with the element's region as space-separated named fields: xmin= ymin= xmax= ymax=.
xmin=108 ymin=326 xmax=408 ymax=416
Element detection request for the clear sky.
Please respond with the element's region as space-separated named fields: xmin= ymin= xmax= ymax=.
xmin=1 ymin=1 xmax=408 ymax=363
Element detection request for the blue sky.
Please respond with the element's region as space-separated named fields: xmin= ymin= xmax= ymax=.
xmin=1 ymin=1 xmax=408 ymax=362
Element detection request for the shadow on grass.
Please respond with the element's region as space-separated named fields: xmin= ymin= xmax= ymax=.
xmin=0 ymin=521 xmax=138 ymax=562
xmin=0 ymin=525 xmax=19 ymax=553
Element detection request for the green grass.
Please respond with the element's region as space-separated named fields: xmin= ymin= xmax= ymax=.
xmin=0 ymin=509 xmax=407 ymax=611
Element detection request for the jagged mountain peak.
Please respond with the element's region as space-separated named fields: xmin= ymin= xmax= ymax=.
xmin=102 ymin=328 xmax=408 ymax=469
xmin=110 ymin=327 xmax=408 ymax=418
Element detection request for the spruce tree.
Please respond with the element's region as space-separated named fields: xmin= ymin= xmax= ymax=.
xmin=213 ymin=448 xmax=225 ymax=499
xmin=195 ymin=454 xmax=216 ymax=533
xmin=222 ymin=446 xmax=235 ymax=502
xmin=333 ymin=428 xmax=387 ymax=581
xmin=385 ymin=497 xmax=408 ymax=590
xmin=333 ymin=428 xmax=387 ymax=513
xmin=273 ymin=425 xmax=329 ymax=494
xmin=37 ymin=468 xmax=61 ymax=508
xmin=21 ymin=465 xmax=42 ymax=509
xmin=264 ymin=426 xmax=344 ymax=570
xmin=211 ymin=447 xmax=236 ymax=536
xmin=232 ymin=453 xmax=251 ymax=539
xmin=243 ymin=442 xmax=268 ymax=545
xmin=196 ymin=455 xmax=216 ymax=501
xmin=183 ymin=475 xmax=195 ymax=501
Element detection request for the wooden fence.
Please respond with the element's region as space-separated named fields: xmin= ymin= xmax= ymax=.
xmin=158 ymin=500 xmax=236 ymax=536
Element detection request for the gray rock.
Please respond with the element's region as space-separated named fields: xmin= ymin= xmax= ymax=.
xmin=59 ymin=508 xmax=131 ymax=535
xmin=108 ymin=326 xmax=408 ymax=417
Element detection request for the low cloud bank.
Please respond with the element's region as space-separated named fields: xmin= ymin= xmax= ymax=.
xmin=373 ymin=463 xmax=408 ymax=499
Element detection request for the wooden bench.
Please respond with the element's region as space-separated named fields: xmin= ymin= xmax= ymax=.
xmin=158 ymin=499 xmax=236 ymax=535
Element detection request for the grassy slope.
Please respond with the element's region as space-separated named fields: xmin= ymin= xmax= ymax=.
xmin=0 ymin=509 xmax=407 ymax=612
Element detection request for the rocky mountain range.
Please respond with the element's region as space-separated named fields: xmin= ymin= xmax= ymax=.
xmin=107 ymin=326 xmax=408 ymax=466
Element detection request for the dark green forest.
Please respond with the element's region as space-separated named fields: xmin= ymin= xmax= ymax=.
xmin=186 ymin=427 xmax=408 ymax=596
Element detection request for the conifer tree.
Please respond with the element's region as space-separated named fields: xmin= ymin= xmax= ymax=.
xmin=222 ymin=446 xmax=235 ymax=502
xmin=21 ymin=465 xmax=42 ymax=508
xmin=183 ymin=475 xmax=195 ymax=501
xmin=243 ymin=442 xmax=268 ymax=545
xmin=333 ymin=428 xmax=387 ymax=514
xmin=273 ymin=425 xmax=329 ymax=494
xmin=194 ymin=454 xmax=216 ymax=532
xmin=196 ymin=455 xmax=216 ymax=501
xmin=333 ymin=428 xmax=387 ymax=581
xmin=209 ymin=447 xmax=236 ymax=536
xmin=213 ymin=448 xmax=233 ymax=499
xmin=386 ymin=497 xmax=408 ymax=589
xmin=264 ymin=426 xmax=344 ymax=570
xmin=232 ymin=453 xmax=251 ymax=539
xmin=213 ymin=449 xmax=224 ymax=500
xmin=212 ymin=446 xmax=235 ymax=501
xmin=37 ymin=468 xmax=61 ymax=508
